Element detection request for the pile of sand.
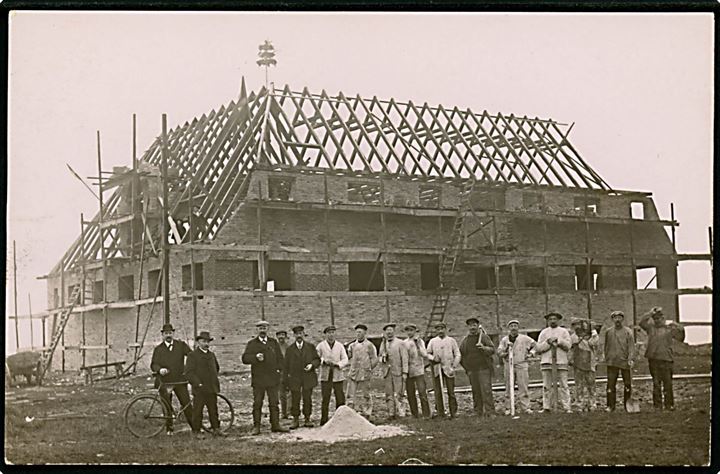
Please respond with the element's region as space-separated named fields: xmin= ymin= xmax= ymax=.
xmin=285 ymin=405 xmax=409 ymax=444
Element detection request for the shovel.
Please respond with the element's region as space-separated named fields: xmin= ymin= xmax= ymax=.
xmin=624 ymin=364 xmax=640 ymax=413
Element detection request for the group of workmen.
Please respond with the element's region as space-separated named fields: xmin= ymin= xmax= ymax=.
xmin=150 ymin=305 xmax=685 ymax=438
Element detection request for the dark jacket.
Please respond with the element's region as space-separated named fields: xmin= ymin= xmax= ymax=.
xmin=283 ymin=341 xmax=321 ymax=390
xmin=184 ymin=348 xmax=220 ymax=394
xmin=150 ymin=339 xmax=192 ymax=388
xmin=241 ymin=336 xmax=284 ymax=388
xmin=459 ymin=333 xmax=495 ymax=373
xmin=640 ymin=314 xmax=685 ymax=362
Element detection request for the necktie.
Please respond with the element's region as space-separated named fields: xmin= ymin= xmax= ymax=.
xmin=168 ymin=344 xmax=173 ymax=352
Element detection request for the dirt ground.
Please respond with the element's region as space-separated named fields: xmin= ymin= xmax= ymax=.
xmin=4 ymin=352 xmax=711 ymax=466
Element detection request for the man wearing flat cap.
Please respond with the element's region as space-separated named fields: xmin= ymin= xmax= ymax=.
xmin=600 ymin=310 xmax=635 ymax=412
xmin=347 ymin=323 xmax=378 ymax=417
xmin=150 ymin=323 xmax=194 ymax=435
xmin=276 ymin=330 xmax=290 ymax=419
xmin=639 ymin=307 xmax=685 ymax=411
xmin=403 ymin=323 xmax=431 ymax=418
xmin=283 ymin=325 xmax=321 ymax=429
xmin=497 ymin=319 xmax=537 ymax=415
xmin=379 ymin=323 xmax=409 ymax=420
xmin=241 ymin=321 xmax=289 ymax=435
xmin=536 ymin=312 xmax=572 ymax=412
xmin=459 ymin=317 xmax=496 ymax=418
xmin=427 ymin=322 xmax=461 ymax=418
xmin=185 ymin=330 xmax=224 ymax=438
xmin=316 ymin=325 xmax=349 ymax=425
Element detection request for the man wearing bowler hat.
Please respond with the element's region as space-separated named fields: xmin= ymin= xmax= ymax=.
xmin=346 ymin=323 xmax=378 ymax=417
xmin=316 ymin=325 xmax=348 ymax=425
xmin=185 ymin=330 xmax=225 ymax=438
xmin=150 ymin=323 xmax=194 ymax=435
xmin=536 ymin=312 xmax=572 ymax=413
xmin=283 ymin=325 xmax=321 ymax=429
xmin=241 ymin=320 xmax=289 ymax=435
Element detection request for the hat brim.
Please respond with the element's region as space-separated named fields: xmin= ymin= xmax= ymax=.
xmin=196 ymin=336 xmax=214 ymax=341
xmin=544 ymin=313 xmax=562 ymax=320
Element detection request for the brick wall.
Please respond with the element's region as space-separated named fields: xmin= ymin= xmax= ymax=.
xmin=601 ymin=265 xmax=634 ymax=290
xmin=294 ymin=261 xmax=331 ymax=291
xmin=589 ymin=223 xmax=631 ymax=254
xmin=511 ymin=218 xmax=545 ymax=252
xmin=210 ymin=259 xmax=257 ymax=290
xmin=328 ymin=211 xmax=382 ymax=247
xmin=631 ymin=222 xmax=674 ymax=255
xmin=386 ymin=262 xmax=421 ymax=291
xmin=385 ymin=214 xmax=448 ymax=249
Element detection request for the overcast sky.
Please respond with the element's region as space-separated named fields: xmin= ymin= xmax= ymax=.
xmin=6 ymin=12 xmax=713 ymax=349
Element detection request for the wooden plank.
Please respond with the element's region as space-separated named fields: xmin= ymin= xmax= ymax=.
xmin=497 ymin=113 xmax=566 ymax=187
xmin=435 ymin=105 xmax=495 ymax=182
xmin=366 ymin=96 xmax=433 ymax=177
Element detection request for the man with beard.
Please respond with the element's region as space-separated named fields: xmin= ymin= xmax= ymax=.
xmin=459 ymin=317 xmax=496 ymax=418
xmin=536 ymin=312 xmax=572 ymax=413
xmin=283 ymin=325 xmax=321 ymax=429
xmin=150 ymin=323 xmax=194 ymax=435
xmin=497 ymin=319 xmax=536 ymax=415
xmin=346 ymin=323 xmax=378 ymax=417
xmin=241 ymin=320 xmax=289 ymax=435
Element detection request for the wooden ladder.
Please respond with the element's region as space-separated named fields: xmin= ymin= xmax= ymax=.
xmin=37 ymin=283 xmax=84 ymax=385
xmin=425 ymin=180 xmax=476 ymax=335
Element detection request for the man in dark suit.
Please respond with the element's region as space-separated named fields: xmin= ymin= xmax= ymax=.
xmin=150 ymin=323 xmax=193 ymax=435
xmin=283 ymin=325 xmax=321 ymax=430
xmin=241 ymin=320 xmax=290 ymax=435
xmin=184 ymin=331 xmax=226 ymax=438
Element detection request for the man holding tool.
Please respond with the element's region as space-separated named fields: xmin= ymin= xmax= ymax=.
xmin=427 ymin=322 xmax=461 ymax=419
xmin=536 ymin=312 xmax=572 ymax=413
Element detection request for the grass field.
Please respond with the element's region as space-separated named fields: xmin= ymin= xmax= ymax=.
xmin=4 ymin=353 xmax=711 ymax=466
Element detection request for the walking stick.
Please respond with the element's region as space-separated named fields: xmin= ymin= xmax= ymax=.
xmin=551 ymin=344 xmax=558 ymax=411
xmin=434 ymin=360 xmax=447 ymax=417
xmin=508 ymin=342 xmax=515 ymax=417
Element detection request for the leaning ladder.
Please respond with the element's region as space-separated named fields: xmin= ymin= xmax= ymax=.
xmin=425 ymin=180 xmax=476 ymax=335
xmin=37 ymin=284 xmax=83 ymax=384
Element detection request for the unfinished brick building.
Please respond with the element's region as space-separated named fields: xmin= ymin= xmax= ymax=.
xmin=41 ymin=82 xmax=680 ymax=374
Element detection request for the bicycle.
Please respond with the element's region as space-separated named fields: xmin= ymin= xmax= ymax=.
xmin=124 ymin=377 xmax=234 ymax=438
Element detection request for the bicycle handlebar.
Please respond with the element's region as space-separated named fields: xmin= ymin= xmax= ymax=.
xmin=151 ymin=372 xmax=190 ymax=386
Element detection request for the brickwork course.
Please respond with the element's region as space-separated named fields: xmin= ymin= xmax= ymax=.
xmin=41 ymin=82 xmax=682 ymax=373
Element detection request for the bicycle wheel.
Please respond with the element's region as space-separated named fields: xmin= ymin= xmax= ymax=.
xmin=124 ymin=394 xmax=169 ymax=438
xmin=202 ymin=393 xmax=235 ymax=433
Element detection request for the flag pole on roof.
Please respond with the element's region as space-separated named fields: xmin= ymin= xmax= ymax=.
xmin=257 ymin=40 xmax=277 ymax=89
